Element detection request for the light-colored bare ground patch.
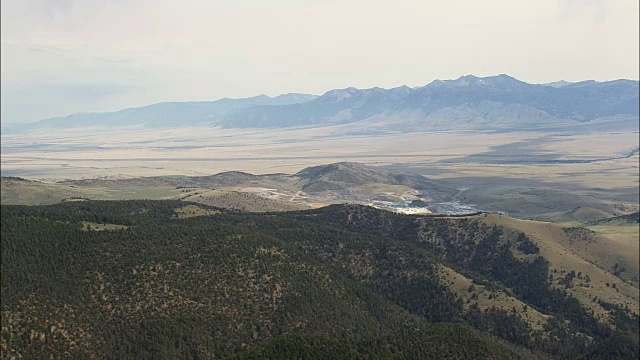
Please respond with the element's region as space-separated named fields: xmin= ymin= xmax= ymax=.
xmin=352 ymin=184 xmax=421 ymax=200
xmin=182 ymin=189 xmax=311 ymax=212
xmin=232 ymin=186 xmax=348 ymax=209
xmin=173 ymin=205 xmax=220 ymax=218
xmin=81 ymin=222 xmax=128 ymax=231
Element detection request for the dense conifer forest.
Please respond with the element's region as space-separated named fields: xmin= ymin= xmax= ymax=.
xmin=1 ymin=200 xmax=638 ymax=359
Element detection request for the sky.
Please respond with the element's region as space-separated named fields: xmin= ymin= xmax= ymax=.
xmin=1 ymin=0 xmax=639 ymax=124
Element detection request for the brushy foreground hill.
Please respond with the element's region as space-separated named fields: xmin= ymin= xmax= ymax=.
xmin=1 ymin=200 xmax=638 ymax=359
xmin=590 ymin=211 xmax=640 ymax=225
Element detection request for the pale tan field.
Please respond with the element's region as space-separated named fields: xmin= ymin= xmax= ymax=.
xmin=0 ymin=177 xmax=182 ymax=205
xmin=539 ymin=132 xmax=639 ymax=158
xmin=80 ymin=222 xmax=129 ymax=231
xmin=173 ymin=204 xmax=221 ymax=218
xmin=425 ymin=158 xmax=639 ymax=190
xmin=0 ymin=126 xmax=573 ymax=179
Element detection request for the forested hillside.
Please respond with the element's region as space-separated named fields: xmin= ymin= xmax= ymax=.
xmin=1 ymin=201 xmax=637 ymax=359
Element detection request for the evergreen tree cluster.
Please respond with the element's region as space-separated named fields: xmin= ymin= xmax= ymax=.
xmin=1 ymin=201 xmax=637 ymax=359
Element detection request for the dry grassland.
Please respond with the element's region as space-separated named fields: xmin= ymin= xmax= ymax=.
xmin=181 ymin=189 xmax=311 ymax=212
xmin=0 ymin=126 xmax=555 ymax=179
xmin=438 ymin=265 xmax=549 ymax=330
xmin=173 ymin=205 xmax=221 ymax=218
xmin=481 ymin=214 xmax=639 ymax=322
xmin=80 ymin=222 xmax=128 ymax=231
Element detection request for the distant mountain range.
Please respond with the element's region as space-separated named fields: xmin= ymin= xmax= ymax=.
xmin=4 ymin=93 xmax=318 ymax=132
xmin=5 ymin=74 xmax=639 ymax=133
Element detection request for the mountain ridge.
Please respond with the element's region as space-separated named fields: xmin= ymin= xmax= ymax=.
xmin=4 ymin=93 xmax=318 ymax=132
xmin=6 ymin=75 xmax=638 ymax=133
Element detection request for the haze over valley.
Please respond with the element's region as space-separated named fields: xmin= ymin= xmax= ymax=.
xmin=2 ymin=74 xmax=638 ymax=221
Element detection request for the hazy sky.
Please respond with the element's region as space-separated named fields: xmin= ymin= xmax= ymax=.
xmin=1 ymin=0 xmax=638 ymax=124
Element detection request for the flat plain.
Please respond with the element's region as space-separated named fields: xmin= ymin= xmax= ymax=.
xmin=2 ymin=125 xmax=637 ymax=182
xmin=3 ymin=125 xmax=637 ymax=217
